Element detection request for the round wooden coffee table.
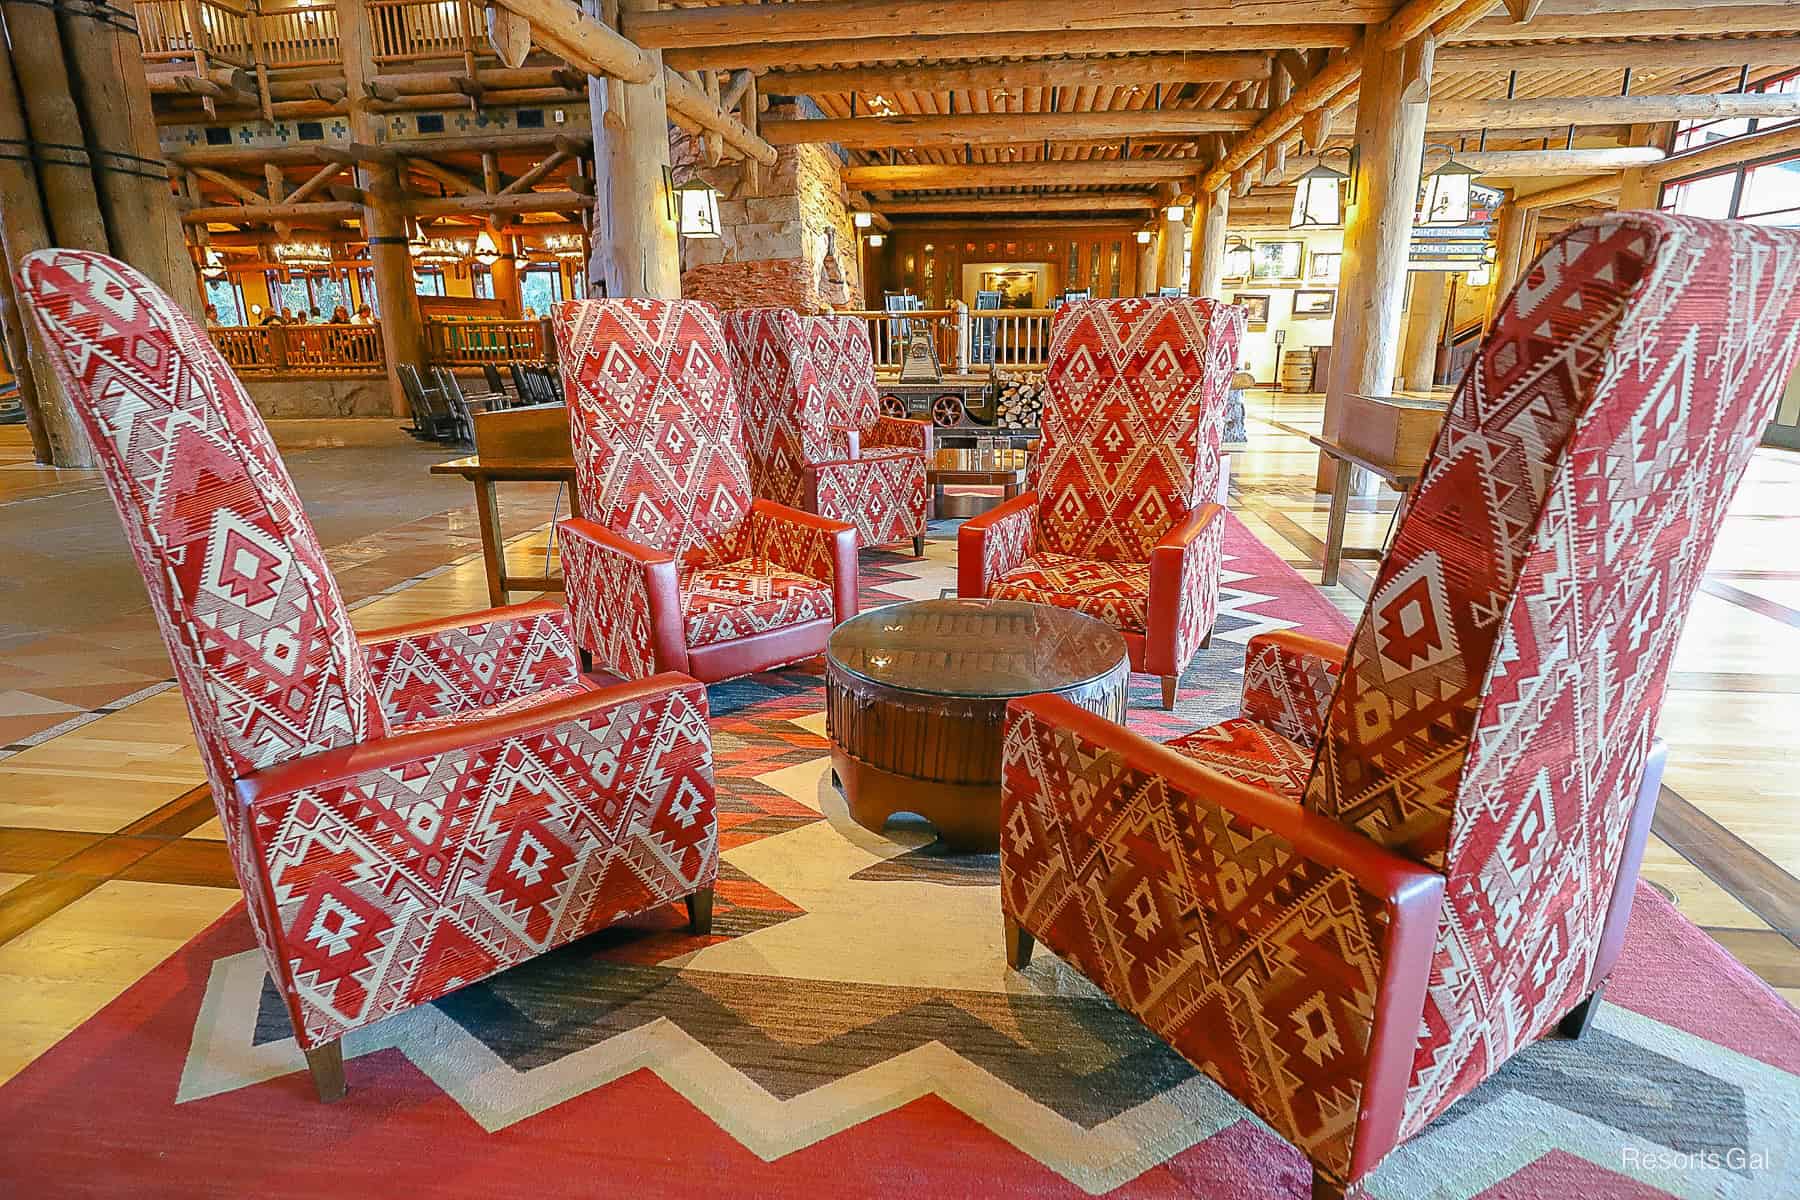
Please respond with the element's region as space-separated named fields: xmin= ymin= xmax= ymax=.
xmin=825 ymin=599 xmax=1129 ymax=852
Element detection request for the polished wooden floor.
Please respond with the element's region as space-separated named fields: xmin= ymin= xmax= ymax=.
xmin=0 ymin=396 xmax=1795 ymax=1086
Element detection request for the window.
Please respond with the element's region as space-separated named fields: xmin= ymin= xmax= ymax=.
xmin=204 ymin=278 xmax=245 ymax=324
xmin=415 ymin=268 xmax=446 ymax=296
xmin=520 ymin=265 xmax=563 ymax=316
xmin=471 ymin=265 xmax=495 ymax=300
xmin=1672 ymin=69 xmax=1800 ymax=152
xmin=355 ymin=267 xmax=379 ymax=316
xmin=1661 ymin=150 xmax=1800 ymax=229
xmin=264 ymin=271 xmax=311 ymax=318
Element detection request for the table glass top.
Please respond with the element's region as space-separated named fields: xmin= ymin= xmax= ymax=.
xmin=826 ymin=599 xmax=1127 ymax=698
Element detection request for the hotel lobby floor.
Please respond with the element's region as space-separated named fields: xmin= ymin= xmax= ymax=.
xmin=0 ymin=393 xmax=1796 ymax=1089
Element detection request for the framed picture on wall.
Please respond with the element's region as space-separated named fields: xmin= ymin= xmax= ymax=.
xmin=1232 ymin=292 xmax=1272 ymax=328
xmin=1308 ymin=251 xmax=1341 ymax=284
xmin=1249 ymin=240 xmax=1304 ymax=281
xmin=1293 ymin=289 xmax=1337 ymax=318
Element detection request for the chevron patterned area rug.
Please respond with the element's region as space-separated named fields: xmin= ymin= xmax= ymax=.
xmin=2 ymin=514 xmax=1796 ymax=1199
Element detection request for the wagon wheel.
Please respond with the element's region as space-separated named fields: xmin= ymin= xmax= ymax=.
xmin=931 ymin=393 xmax=965 ymax=427
xmin=879 ymin=394 xmax=907 ymax=419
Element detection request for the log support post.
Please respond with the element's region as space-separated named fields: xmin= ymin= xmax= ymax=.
xmin=1318 ymin=24 xmax=1433 ymax=490
xmin=1158 ymin=182 xmax=1187 ymax=295
xmin=1399 ymin=271 xmax=1449 ymax=390
xmin=1486 ymin=197 xmax=1539 ymax=327
xmin=1190 ymin=180 xmax=1229 ymax=299
xmin=587 ymin=0 xmax=680 ymax=297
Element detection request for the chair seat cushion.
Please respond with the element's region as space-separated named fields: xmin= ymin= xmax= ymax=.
xmin=682 ymin=557 xmax=834 ymax=648
xmin=990 ymin=553 xmax=1152 ymax=633
xmin=396 ymin=679 xmax=603 ymax=733
xmin=1164 ymin=717 xmax=1313 ymax=800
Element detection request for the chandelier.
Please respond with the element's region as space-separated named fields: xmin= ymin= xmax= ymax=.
xmin=541 ymin=232 xmax=586 ymax=261
xmin=271 ymin=239 xmax=332 ymax=270
xmin=412 ymin=234 xmax=470 ymax=268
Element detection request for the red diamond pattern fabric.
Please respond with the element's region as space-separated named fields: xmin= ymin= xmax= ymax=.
xmin=554 ymin=298 xmax=754 ymax=569
xmin=990 ymin=553 xmax=1152 ymax=632
xmin=21 ymin=250 xmax=720 ymax=1056
xmin=997 ymin=214 xmax=1800 ymax=1193
xmin=1032 ymin=298 xmax=1242 ymax=561
xmin=721 ymin=309 xmax=927 ymax=549
xmin=681 ymin=558 xmax=834 ymax=647
xmin=1163 ymin=718 xmax=1313 ymax=799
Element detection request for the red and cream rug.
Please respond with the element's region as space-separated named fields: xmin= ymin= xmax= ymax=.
xmin=2 ymin=514 xmax=1796 ymax=1198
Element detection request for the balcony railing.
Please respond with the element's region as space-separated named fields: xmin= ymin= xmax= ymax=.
xmin=260 ymin=3 xmax=341 ymax=68
xmin=847 ymin=307 xmax=1059 ymax=374
xmin=208 ymin=317 xmax=552 ymax=374
xmin=137 ymin=0 xmax=254 ymax=70
xmin=134 ymin=0 xmax=487 ymax=75
xmin=368 ymin=0 xmax=484 ymax=64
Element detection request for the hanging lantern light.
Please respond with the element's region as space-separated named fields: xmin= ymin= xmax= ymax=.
xmin=675 ymin=178 xmax=723 ymax=239
xmin=1222 ymin=235 xmax=1253 ymax=279
xmin=1164 ymin=203 xmax=1186 ymax=222
xmin=852 ymin=209 xmax=874 ymax=228
xmin=407 ymin=220 xmax=429 ymax=256
xmin=473 ymin=229 xmax=502 ymax=266
xmin=201 ymin=247 xmax=228 ymax=281
xmin=1134 ymin=229 xmax=1153 ymax=245
xmin=1466 ymin=264 xmax=1492 ymax=287
xmin=866 ymin=233 xmax=885 ymax=248
xmin=1419 ymin=150 xmax=1481 ymax=225
xmin=1291 ymin=148 xmax=1354 ymax=229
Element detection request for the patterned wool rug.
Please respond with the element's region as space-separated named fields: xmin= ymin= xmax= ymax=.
xmin=3 ymin=514 xmax=1797 ymax=1199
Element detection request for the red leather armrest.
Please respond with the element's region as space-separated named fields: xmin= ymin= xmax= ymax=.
xmin=558 ymin=517 xmax=687 ymax=674
xmin=750 ymin=498 xmax=859 ymax=622
xmin=237 ymin=672 xmax=709 ymax=806
xmin=956 ymin=490 xmax=1037 ymax=598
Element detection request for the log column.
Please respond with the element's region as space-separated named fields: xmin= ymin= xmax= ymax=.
xmin=1485 ymin=197 xmax=1538 ymax=327
xmin=491 ymin=252 xmax=524 ymax=317
xmin=1190 ymin=180 xmax=1229 ymax=299
xmin=1318 ymin=27 xmax=1433 ymax=489
xmin=1137 ymin=232 xmax=1159 ymax=294
xmin=338 ymin=0 xmax=425 ymax=416
xmin=1399 ymin=270 xmax=1448 ymax=390
xmin=1158 ymin=183 xmax=1187 ymax=295
xmin=1617 ymin=168 xmax=1660 ymax=210
xmin=587 ymin=0 xmax=679 ymax=297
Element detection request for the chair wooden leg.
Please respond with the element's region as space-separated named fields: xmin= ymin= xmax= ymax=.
xmin=303 ymin=1040 xmax=346 ymax=1103
xmin=1003 ymin=915 xmax=1034 ymax=970
xmin=1161 ymin=675 xmax=1178 ymax=710
xmin=912 ymin=534 xmax=926 ymax=557
xmin=1557 ymin=982 xmax=1605 ymax=1040
xmin=685 ymin=887 xmax=714 ymax=936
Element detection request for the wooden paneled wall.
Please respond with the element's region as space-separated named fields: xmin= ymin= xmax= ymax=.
xmin=864 ymin=223 xmax=1145 ymax=308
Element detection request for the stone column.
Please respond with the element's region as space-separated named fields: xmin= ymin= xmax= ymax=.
xmin=1318 ymin=28 xmax=1433 ymax=489
xmin=1399 ymin=270 xmax=1449 ymax=390
xmin=1190 ymin=182 xmax=1229 ymax=299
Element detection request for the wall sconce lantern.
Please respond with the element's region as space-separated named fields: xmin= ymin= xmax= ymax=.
xmin=1419 ymin=149 xmax=1480 ymax=225
xmin=473 ymin=229 xmax=503 ymax=266
xmin=1291 ymin=147 xmax=1355 ymax=229
xmin=1164 ymin=204 xmax=1186 ymax=222
xmin=201 ymin=247 xmax=227 ymax=281
xmin=1134 ymin=229 xmax=1153 ymax=245
xmin=1223 ymin=235 xmax=1253 ymax=279
xmin=852 ymin=209 xmax=874 ymax=228
xmin=865 ymin=233 xmax=885 ymax=247
xmin=1466 ymin=264 xmax=1492 ymax=287
xmin=675 ymin=178 xmax=722 ymax=239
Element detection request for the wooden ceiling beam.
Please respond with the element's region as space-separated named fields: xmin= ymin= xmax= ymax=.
xmin=1431 ymin=91 xmax=1800 ymax=129
xmin=183 ymin=201 xmax=363 ymax=226
xmin=1281 ymin=145 xmax=1668 ymax=179
xmin=628 ymin=0 xmax=1387 ymax=50
xmin=663 ymin=26 xmax=1360 ymax=72
xmin=1463 ymin=4 xmax=1800 ymax=40
xmin=877 ymin=194 xmax=1160 ymax=214
xmin=762 ymin=53 xmax=1271 ymax=96
xmin=1436 ymin=34 xmax=1800 ymax=72
xmin=404 ymin=157 xmax=486 ymax=196
xmin=844 ymin=160 xmax=1199 ymax=189
xmin=410 ymin=189 xmax=595 ymax=217
xmin=763 ymin=109 xmax=1262 ymax=149
xmin=1513 ymin=174 xmax=1621 ymax=209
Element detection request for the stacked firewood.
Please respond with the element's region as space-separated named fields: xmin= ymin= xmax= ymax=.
xmin=993 ymin=369 xmax=1046 ymax=431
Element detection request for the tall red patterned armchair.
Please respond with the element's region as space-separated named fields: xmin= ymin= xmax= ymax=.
xmin=996 ymin=214 xmax=1800 ymax=1198
xmin=958 ymin=297 xmax=1244 ymax=709
xmin=555 ymin=299 xmax=858 ymax=684
xmin=721 ymin=307 xmax=930 ymax=556
xmin=19 ymin=250 xmax=719 ymax=1103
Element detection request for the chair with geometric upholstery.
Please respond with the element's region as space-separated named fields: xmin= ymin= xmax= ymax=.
xmin=554 ymin=299 xmax=858 ymax=685
xmin=994 ymin=214 xmax=1800 ymax=1198
xmin=958 ymin=296 xmax=1245 ymax=709
xmin=18 ymin=249 xmax=720 ymax=1104
xmin=720 ymin=307 xmax=930 ymax=557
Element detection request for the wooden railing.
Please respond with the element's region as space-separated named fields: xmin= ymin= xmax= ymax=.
xmin=135 ymin=0 xmax=253 ymax=69
xmin=969 ymin=309 xmax=1056 ymax=368
xmin=367 ymin=0 xmax=483 ymax=63
xmin=259 ymin=2 xmax=341 ymax=68
xmin=847 ymin=309 xmax=963 ymax=373
xmin=848 ymin=306 xmax=1059 ymax=374
xmin=210 ymin=322 xmax=384 ymax=373
xmin=424 ymin=318 xmax=555 ymax=365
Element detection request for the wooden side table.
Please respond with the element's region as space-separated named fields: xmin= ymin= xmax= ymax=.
xmin=926 ymin=446 xmax=1029 ymax=519
xmin=430 ymin=455 xmax=578 ymax=606
xmin=825 ymin=599 xmax=1127 ymax=853
xmin=1309 ymin=436 xmax=1421 ymax=588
